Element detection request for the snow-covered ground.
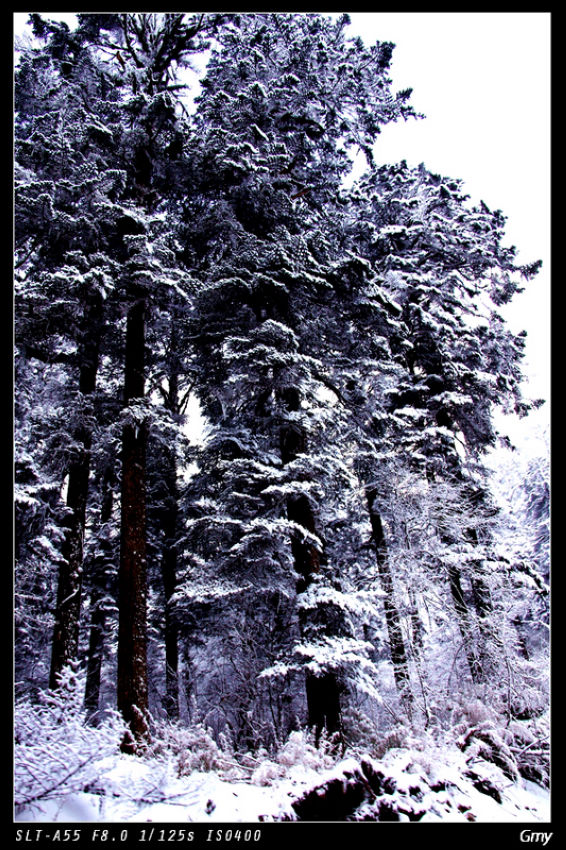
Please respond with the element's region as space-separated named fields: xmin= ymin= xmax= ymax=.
xmin=15 ymin=743 xmax=550 ymax=824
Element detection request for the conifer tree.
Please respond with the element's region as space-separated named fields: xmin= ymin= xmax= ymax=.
xmin=330 ymin=161 xmax=543 ymax=698
xmin=177 ymin=12 xmax=418 ymax=740
xmin=15 ymin=15 xmax=127 ymax=688
xmin=72 ymin=12 xmax=210 ymax=747
xmin=16 ymin=12 xmax=211 ymax=742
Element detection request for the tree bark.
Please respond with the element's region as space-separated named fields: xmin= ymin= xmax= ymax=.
xmin=84 ymin=462 xmax=115 ymax=722
xmin=49 ymin=290 xmax=103 ymax=689
xmin=467 ymin=524 xmax=495 ymax=674
xmin=440 ymin=498 xmax=491 ymax=684
xmin=446 ymin=563 xmax=483 ymax=684
xmin=365 ymin=485 xmax=413 ymax=712
xmin=117 ymin=298 xmax=150 ymax=750
xmin=279 ymin=386 xmax=342 ymax=743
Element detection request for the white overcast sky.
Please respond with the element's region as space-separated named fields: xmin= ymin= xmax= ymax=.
xmin=14 ymin=11 xmax=551 ymax=415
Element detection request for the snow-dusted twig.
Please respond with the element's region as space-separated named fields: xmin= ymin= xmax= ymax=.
xmin=510 ymin=735 xmax=549 ymax=757
xmin=15 ymin=752 xmax=103 ymax=807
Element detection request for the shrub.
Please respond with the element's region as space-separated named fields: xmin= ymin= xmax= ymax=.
xmin=147 ymin=719 xmax=229 ymax=776
xmin=14 ymin=665 xmax=124 ymax=811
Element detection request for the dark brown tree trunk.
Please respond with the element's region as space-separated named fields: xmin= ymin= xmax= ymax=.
xmin=304 ymin=672 xmax=342 ymax=742
xmin=440 ymin=505 xmax=492 ymax=684
xmin=49 ymin=291 xmax=103 ymax=689
xmin=118 ymin=298 xmax=149 ymax=750
xmin=279 ymin=387 xmax=342 ymax=743
xmin=286 ymin=493 xmax=320 ymax=593
xmin=365 ymin=485 xmax=412 ymax=711
xmin=467 ymin=525 xmax=495 ymax=675
xmin=408 ymin=589 xmax=425 ymax=662
xmin=470 ymin=573 xmax=492 ymax=621
xmin=84 ymin=462 xmax=115 ymax=722
xmin=84 ymin=575 xmax=108 ymax=723
xmin=512 ymin=616 xmax=531 ymax=662
xmin=447 ymin=563 xmax=483 ymax=684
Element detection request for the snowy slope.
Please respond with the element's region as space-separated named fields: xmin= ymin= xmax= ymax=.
xmin=15 ymin=744 xmax=550 ymax=824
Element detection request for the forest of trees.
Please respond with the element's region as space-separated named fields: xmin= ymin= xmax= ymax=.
xmin=14 ymin=12 xmax=549 ymax=814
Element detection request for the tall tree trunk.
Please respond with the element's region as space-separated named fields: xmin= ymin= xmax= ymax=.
xmin=159 ymin=323 xmax=182 ymax=719
xmin=118 ymin=298 xmax=149 ymax=750
xmin=424 ymin=437 xmax=487 ymax=684
xmin=447 ymin=563 xmax=483 ymax=684
xmin=161 ymin=444 xmax=180 ymax=719
xmin=365 ymin=485 xmax=413 ymax=712
xmin=49 ymin=291 xmax=103 ymax=689
xmin=442 ymin=494 xmax=491 ymax=684
xmin=279 ymin=387 xmax=342 ymax=743
xmin=84 ymin=462 xmax=115 ymax=722
xmin=467 ymin=524 xmax=496 ymax=674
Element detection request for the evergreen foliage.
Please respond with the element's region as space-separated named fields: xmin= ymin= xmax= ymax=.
xmin=14 ymin=11 xmax=548 ymax=807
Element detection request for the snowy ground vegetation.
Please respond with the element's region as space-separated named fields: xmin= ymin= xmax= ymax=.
xmin=15 ymin=666 xmax=549 ymax=823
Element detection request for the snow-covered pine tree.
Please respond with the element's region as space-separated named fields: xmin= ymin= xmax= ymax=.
xmin=14 ymin=365 xmax=69 ymax=696
xmin=331 ymin=160 xmax=545 ymax=711
xmin=174 ymin=12 xmax=418 ymax=743
xmin=15 ymin=12 xmax=212 ymax=743
xmin=70 ymin=12 xmax=212 ymax=748
xmin=15 ymin=15 xmax=129 ymax=691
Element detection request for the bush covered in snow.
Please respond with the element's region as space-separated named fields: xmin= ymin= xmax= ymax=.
xmin=14 ymin=666 xmax=125 ymax=812
xmin=447 ymin=698 xmax=550 ymax=789
xmin=144 ymin=721 xmax=341 ymax=787
xmin=145 ymin=719 xmax=229 ymax=776
xmin=251 ymin=729 xmax=339 ymax=785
